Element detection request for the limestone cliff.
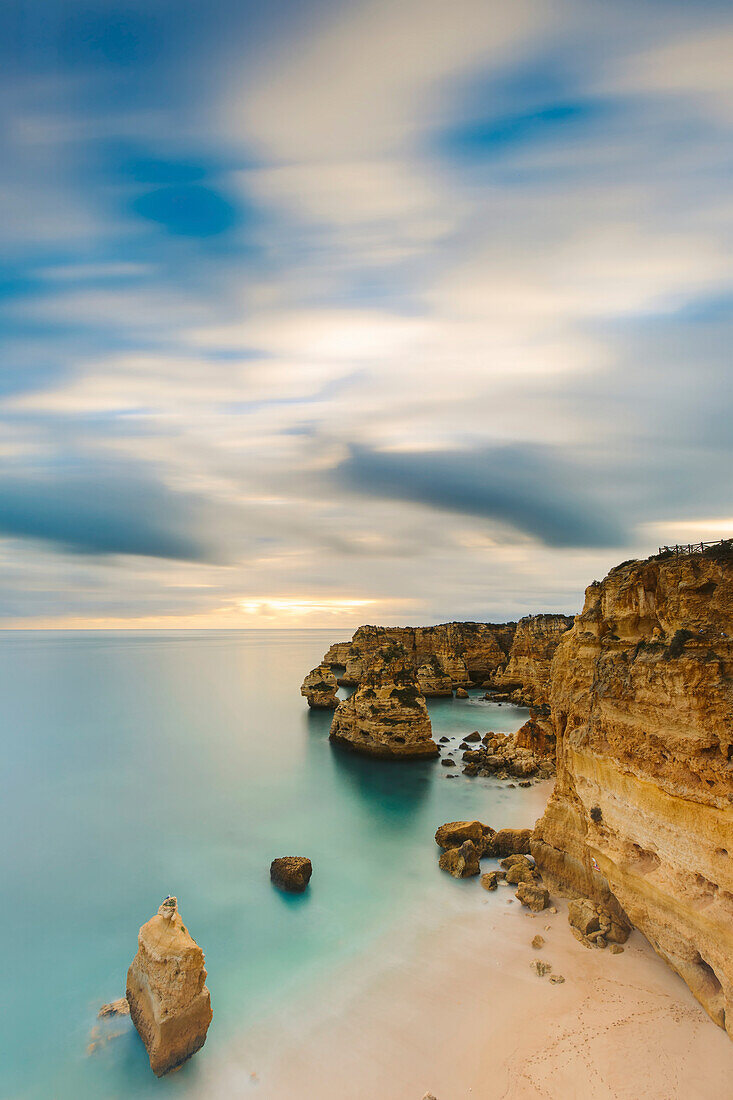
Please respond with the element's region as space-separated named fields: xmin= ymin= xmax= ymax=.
xmin=300 ymin=664 xmax=339 ymax=708
xmin=493 ymin=613 xmax=573 ymax=706
xmin=127 ymin=897 xmax=212 ymax=1076
xmin=416 ymin=655 xmax=454 ymax=697
xmin=532 ymin=546 xmax=733 ymax=1038
xmin=329 ymin=642 xmax=438 ymax=758
xmin=323 ymin=622 xmax=515 ymax=687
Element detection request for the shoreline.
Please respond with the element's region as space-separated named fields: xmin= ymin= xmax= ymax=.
xmin=185 ymin=851 xmax=732 ymax=1098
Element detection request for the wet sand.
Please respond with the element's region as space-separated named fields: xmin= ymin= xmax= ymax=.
xmin=190 ymin=881 xmax=732 ymax=1099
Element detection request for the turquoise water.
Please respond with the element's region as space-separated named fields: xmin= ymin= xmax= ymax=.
xmin=0 ymin=630 xmax=533 ymax=1100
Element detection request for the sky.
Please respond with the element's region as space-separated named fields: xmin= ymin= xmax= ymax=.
xmin=1 ymin=0 xmax=732 ymax=628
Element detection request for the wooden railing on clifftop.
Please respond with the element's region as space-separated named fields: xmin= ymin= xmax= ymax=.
xmin=657 ymin=540 xmax=730 ymax=556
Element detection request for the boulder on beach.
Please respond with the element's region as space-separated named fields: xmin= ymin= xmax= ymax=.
xmin=505 ymin=861 xmax=537 ymax=885
xmin=516 ymin=882 xmax=550 ymax=912
xmin=126 ymin=897 xmax=212 ymax=1077
xmin=568 ymin=898 xmax=630 ymax=945
xmin=434 ymin=820 xmax=490 ymax=850
xmin=485 ymin=828 xmax=532 ymax=857
xmin=270 ymin=856 xmax=312 ymax=892
xmin=438 ymin=840 xmax=481 ymax=878
xmin=455 ymin=687 xmax=469 ymax=698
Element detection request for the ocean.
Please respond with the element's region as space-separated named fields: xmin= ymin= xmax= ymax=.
xmin=0 ymin=629 xmax=537 ymax=1099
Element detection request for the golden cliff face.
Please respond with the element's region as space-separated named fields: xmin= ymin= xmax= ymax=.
xmin=532 ymin=546 xmax=733 ymax=1038
xmin=323 ymin=622 xmax=515 ymax=687
xmin=494 ymin=613 xmax=574 ymax=706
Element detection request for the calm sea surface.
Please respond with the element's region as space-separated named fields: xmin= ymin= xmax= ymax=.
xmin=0 ymin=629 xmax=534 ymax=1099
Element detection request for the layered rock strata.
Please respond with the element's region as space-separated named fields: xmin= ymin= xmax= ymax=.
xmin=300 ymin=664 xmax=339 ymax=708
xmin=532 ymin=546 xmax=733 ymax=1038
xmin=491 ymin=613 xmax=574 ymax=707
xmin=322 ymin=622 xmax=516 ymax=687
xmin=416 ymin=655 xmax=454 ymax=697
xmin=126 ymin=897 xmax=212 ymax=1076
xmin=329 ymin=642 xmax=438 ymax=758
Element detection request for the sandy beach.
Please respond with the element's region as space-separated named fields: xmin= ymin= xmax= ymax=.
xmin=191 ymin=881 xmax=733 ymax=1100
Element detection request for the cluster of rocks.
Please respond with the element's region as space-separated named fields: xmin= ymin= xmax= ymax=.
xmin=458 ymin=730 xmax=555 ymax=784
xmin=434 ymin=820 xmax=551 ymax=912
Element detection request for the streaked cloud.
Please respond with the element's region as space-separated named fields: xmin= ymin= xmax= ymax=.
xmin=0 ymin=0 xmax=731 ymax=624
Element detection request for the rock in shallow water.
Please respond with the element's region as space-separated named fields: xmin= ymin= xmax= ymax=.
xmin=270 ymin=856 xmax=313 ymax=892
xmin=435 ymin=820 xmax=491 ymax=850
xmin=486 ymin=828 xmax=532 ymax=857
xmin=126 ymin=897 xmax=212 ymax=1077
xmin=98 ymin=997 xmax=129 ymax=1019
xmin=438 ymin=840 xmax=480 ymax=878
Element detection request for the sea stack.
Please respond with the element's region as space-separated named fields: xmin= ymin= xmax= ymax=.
xmin=329 ymin=642 xmax=438 ymax=758
xmin=533 ymin=545 xmax=733 ymax=1038
xmin=126 ymin=897 xmax=213 ymax=1076
xmin=300 ymin=664 xmax=339 ymax=708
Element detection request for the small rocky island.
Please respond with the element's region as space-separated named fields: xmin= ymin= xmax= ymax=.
xmin=300 ymin=663 xmax=339 ymax=708
xmin=329 ymin=641 xmax=439 ymax=758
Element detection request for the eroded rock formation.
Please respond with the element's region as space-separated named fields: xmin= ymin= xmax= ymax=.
xmin=329 ymin=642 xmax=438 ymax=758
xmin=126 ymin=896 xmax=212 ymax=1076
xmin=300 ymin=664 xmax=339 ymax=708
xmin=417 ymin=655 xmax=454 ymax=697
xmin=532 ymin=546 xmax=733 ymax=1038
xmin=322 ymin=622 xmax=516 ymax=688
xmin=492 ymin=613 xmax=574 ymax=706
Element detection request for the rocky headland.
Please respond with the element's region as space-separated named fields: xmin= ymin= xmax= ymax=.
xmin=329 ymin=641 xmax=439 ymax=758
xmin=305 ymin=542 xmax=733 ymax=1043
xmin=533 ymin=544 xmax=733 ymax=1038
